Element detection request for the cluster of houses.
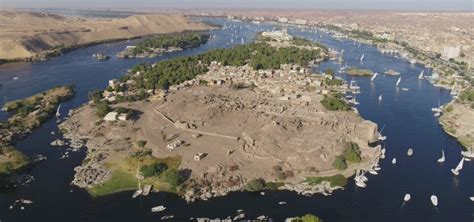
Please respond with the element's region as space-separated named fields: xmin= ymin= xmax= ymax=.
xmin=166 ymin=138 xmax=185 ymax=151
xmin=103 ymin=111 xmax=130 ymax=122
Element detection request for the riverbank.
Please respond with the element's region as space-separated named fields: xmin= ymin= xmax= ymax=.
xmin=0 ymin=11 xmax=213 ymax=64
xmin=439 ymin=89 xmax=474 ymax=150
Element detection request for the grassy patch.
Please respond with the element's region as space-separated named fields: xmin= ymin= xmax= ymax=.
xmin=305 ymin=174 xmax=347 ymax=187
xmin=87 ymin=169 xmax=137 ymax=197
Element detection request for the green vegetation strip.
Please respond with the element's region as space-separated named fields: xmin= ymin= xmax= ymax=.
xmin=305 ymin=174 xmax=347 ymax=187
xmin=132 ymin=32 xmax=210 ymax=55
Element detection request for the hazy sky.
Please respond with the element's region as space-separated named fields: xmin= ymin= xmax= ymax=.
xmin=1 ymin=0 xmax=472 ymax=10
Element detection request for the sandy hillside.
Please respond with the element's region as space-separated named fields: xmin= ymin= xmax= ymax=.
xmin=0 ymin=10 xmax=212 ymax=60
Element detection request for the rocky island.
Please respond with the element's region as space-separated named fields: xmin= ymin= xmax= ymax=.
xmin=60 ymin=34 xmax=381 ymax=201
xmin=0 ymin=85 xmax=74 ymax=185
xmin=116 ymin=32 xmax=210 ymax=58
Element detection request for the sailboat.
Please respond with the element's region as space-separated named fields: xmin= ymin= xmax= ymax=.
xmin=470 ymin=197 xmax=474 ymax=202
xmin=56 ymin=104 xmax=61 ymax=117
xmin=378 ymin=94 xmax=383 ymax=102
xmin=360 ymin=54 xmax=365 ymax=62
xmin=371 ymin=72 xmax=378 ymax=81
xmin=241 ymin=37 xmax=244 ymax=44
xmin=392 ymin=158 xmax=397 ymax=164
xmin=418 ymin=70 xmax=424 ymax=80
xmin=437 ymin=149 xmax=445 ymax=163
xmin=430 ymin=195 xmax=438 ymax=206
xmin=396 ymin=77 xmax=401 ymax=86
xmin=378 ymin=125 xmax=386 ymax=141
xmin=451 ymin=157 xmax=464 ymax=176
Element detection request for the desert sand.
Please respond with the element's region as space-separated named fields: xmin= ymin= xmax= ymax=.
xmin=0 ymin=10 xmax=212 ymax=61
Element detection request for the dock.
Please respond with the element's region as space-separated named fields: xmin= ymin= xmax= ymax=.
xmin=142 ymin=184 xmax=153 ymax=196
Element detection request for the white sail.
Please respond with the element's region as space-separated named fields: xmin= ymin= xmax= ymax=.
xmin=451 ymin=157 xmax=464 ymax=175
xmin=404 ymin=194 xmax=411 ymax=202
xmin=371 ymin=72 xmax=378 ymax=81
xmin=378 ymin=95 xmax=383 ymax=101
xmin=396 ymin=77 xmax=401 ymax=86
xmin=360 ymin=54 xmax=365 ymax=61
xmin=431 ymin=195 xmax=438 ymax=206
xmin=418 ymin=70 xmax=424 ymax=79
xmin=56 ymin=104 xmax=61 ymax=117
xmin=437 ymin=149 xmax=445 ymax=163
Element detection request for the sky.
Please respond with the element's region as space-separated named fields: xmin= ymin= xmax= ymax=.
xmin=1 ymin=0 xmax=473 ymax=11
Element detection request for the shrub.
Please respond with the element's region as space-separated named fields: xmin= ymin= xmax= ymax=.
xmin=96 ymin=102 xmax=111 ymax=118
xmin=332 ymin=155 xmax=348 ymax=170
xmin=135 ymin=140 xmax=147 ymax=148
xmin=88 ymin=90 xmax=103 ymax=103
xmin=294 ymin=214 xmax=323 ymax=222
xmin=321 ymin=94 xmax=350 ymax=111
xmin=324 ymin=68 xmax=334 ymax=76
xmin=245 ymin=178 xmax=265 ymax=191
xmin=140 ymin=163 xmax=167 ymax=178
xmin=161 ymin=169 xmax=183 ymax=187
xmin=306 ymin=174 xmax=347 ymax=187
xmin=343 ymin=142 xmax=362 ymax=163
xmin=445 ymin=105 xmax=453 ymax=113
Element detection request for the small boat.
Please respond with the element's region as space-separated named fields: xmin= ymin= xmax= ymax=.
xmin=418 ymin=70 xmax=424 ymax=80
xmin=392 ymin=158 xmax=397 ymax=164
xmin=404 ymin=194 xmax=411 ymax=202
xmin=437 ymin=149 xmax=445 ymax=163
xmin=371 ymin=72 xmax=378 ymax=81
xmin=132 ymin=189 xmax=142 ymax=198
xmin=470 ymin=197 xmax=474 ymax=201
xmin=13 ymin=77 xmax=19 ymax=80
xmin=407 ymin=148 xmax=413 ymax=157
xmin=151 ymin=205 xmax=166 ymax=212
xmin=368 ymin=169 xmax=378 ymax=175
xmin=430 ymin=195 xmax=438 ymax=206
xmin=378 ymin=95 xmax=383 ymax=102
xmin=401 ymin=88 xmax=409 ymax=91
xmin=260 ymin=191 xmax=265 ymax=196
xmin=396 ymin=77 xmax=401 ymax=86
xmin=355 ymin=181 xmax=367 ymax=188
xmin=451 ymin=157 xmax=464 ymax=176
xmin=56 ymin=104 xmax=61 ymax=117
xmin=278 ymin=201 xmax=287 ymax=205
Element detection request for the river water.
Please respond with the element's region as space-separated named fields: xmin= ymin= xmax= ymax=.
xmin=0 ymin=18 xmax=472 ymax=222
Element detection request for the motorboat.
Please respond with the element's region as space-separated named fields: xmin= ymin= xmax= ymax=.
xmin=407 ymin=148 xmax=414 ymax=157
xmin=404 ymin=194 xmax=411 ymax=202
xmin=151 ymin=206 xmax=166 ymax=212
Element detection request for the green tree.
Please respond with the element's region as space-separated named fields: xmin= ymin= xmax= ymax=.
xmin=96 ymin=102 xmax=111 ymax=118
xmin=245 ymin=178 xmax=265 ymax=191
xmin=140 ymin=163 xmax=167 ymax=178
xmin=343 ymin=142 xmax=362 ymax=163
xmin=332 ymin=155 xmax=348 ymax=170
xmin=161 ymin=169 xmax=183 ymax=187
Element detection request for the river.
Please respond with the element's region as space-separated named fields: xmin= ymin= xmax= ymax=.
xmin=0 ymin=18 xmax=472 ymax=222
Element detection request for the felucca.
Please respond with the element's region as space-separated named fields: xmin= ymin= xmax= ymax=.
xmin=451 ymin=157 xmax=464 ymax=176
xmin=418 ymin=70 xmax=424 ymax=80
xmin=437 ymin=149 xmax=445 ymax=163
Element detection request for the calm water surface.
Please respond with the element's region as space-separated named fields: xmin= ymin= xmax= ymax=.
xmin=0 ymin=18 xmax=472 ymax=222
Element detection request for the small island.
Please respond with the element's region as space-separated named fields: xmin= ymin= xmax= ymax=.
xmin=0 ymin=85 xmax=74 ymax=185
xmin=60 ymin=34 xmax=381 ymax=201
xmin=117 ymin=32 xmax=210 ymax=58
xmin=346 ymin=67 xmax=373 ymax=76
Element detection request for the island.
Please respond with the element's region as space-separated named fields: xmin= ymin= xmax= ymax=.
xmin=0 ymin=11 xmax=212 ymax=63
xmin=0 ymin=85 xmax=74 ymax=185
xmin=117 ymin=32 xmax=210 ymax=58
xmin=60 ymin=33 xmax=381 ymax=201
xmin=346 ymin=67 xmax=373 ymax=76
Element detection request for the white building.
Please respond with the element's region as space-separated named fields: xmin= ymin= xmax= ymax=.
xmin=103 ymin=112 xmax=118 ymax=121
xmin=261 ymin=29 xmax=293 ymax=42
xmin=278 ymin=17 xmax=289 ymax=23
xmin=442 ymin=46 xmax=462 ymax=60
xmin=294 ymin=19 xmax=307 ymax=25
